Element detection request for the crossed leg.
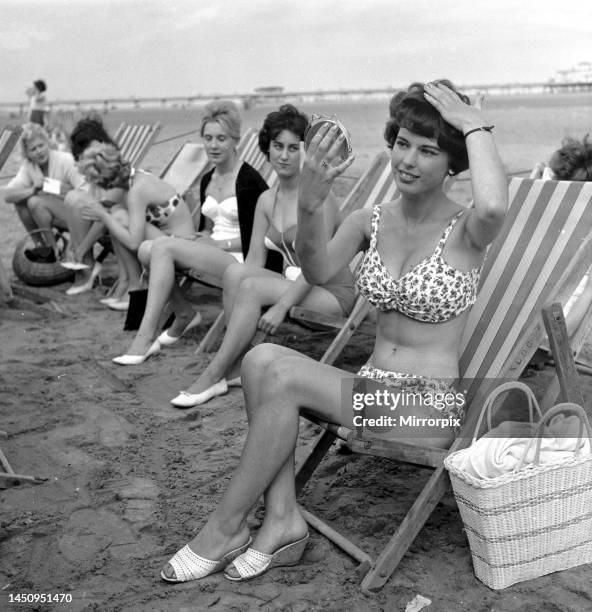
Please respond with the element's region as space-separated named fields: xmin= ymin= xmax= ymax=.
xmin=162 ymin=343 xmax=351 ymax=579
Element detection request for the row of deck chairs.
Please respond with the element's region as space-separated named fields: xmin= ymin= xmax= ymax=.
xmin=3 ymin=121 xmax=592 ymax=591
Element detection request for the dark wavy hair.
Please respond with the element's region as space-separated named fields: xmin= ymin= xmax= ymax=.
xmin=258 ymin=104 xmax=309 ymax=160
xmin=70 ymin=116 xmax=116 ymax=161
xmin=549 ymin=135 xmax=592 ymax=181
xmin=384 ymin=80 xmax=470 ymax=175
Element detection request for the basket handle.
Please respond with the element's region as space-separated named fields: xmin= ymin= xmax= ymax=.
xmin=515 ymin=403 xmax=592 ymax=469
xmin=471 ymin=381 xmax=542 ymax=444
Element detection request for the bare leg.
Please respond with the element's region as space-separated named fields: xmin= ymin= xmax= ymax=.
xmin=162 ymin=344 xmax=350 ymax=578
xmin=185 ymin=272 xmax=341 ymax=394
xmin=63 ymin=190 xmax=97 ymax=286
xmin=124 ymin=237 xmax=237 ymax=356
xmin=27 ymin=193 xmax=68 ymax=251
xmin=12 ymin=200 xmax=40 ymax=238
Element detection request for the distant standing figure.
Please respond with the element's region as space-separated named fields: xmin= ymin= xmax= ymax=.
xmin=26 ymin=80 xmax=48 ymax=126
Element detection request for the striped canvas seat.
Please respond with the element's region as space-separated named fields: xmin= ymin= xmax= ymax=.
xmin=113 ymin=122 xmax=161 ymax=167
xmin=0 ymin=125 xmax=23 ymax=175
xmin=294 ymin=177 xmax=592 ymax=591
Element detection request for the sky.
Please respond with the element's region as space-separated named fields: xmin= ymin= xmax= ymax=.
xmin=1 ymin=0 xmax=591 ymax=103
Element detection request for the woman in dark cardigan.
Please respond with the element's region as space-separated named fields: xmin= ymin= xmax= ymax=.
xmin=113 ymin=100 xmax=279 ymax=365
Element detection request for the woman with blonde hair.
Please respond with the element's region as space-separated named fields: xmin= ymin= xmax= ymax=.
xmin=2 ymin=123 xmax=85 ymax=256
xmin=112 ymin=99 xmax=279 ymax=365
xmin=78 ymin=142 xmax=195 ymax=309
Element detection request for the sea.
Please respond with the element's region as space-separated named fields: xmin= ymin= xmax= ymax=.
xmin=87 ymin=91 xmax=592 ymax=181
xmin=2 ymin=90 xmax=592 ymax=184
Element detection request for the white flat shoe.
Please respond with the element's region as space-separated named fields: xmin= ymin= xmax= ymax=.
xmin=112 ymin=340 xmax=160 ymax=366
xmin=170 ymin=379 xmax=228 ymax=408
xmin=99 ymin=296 xmax=119 ymax=306
xmin=224 ymin=534 xmax=309 ymax=582
xmin=161 ymin=537 xmax=252 ymax=583
xmin=108 ymin=299 xmax=130 ymax=312
xmin=157 ymin=312 xmax=202 ymax=346
xmin=61 ymin=261 xmax=90 ymax=271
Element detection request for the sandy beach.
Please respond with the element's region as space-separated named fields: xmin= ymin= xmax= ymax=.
xmin=2 ymin=111 xmax=592 ymax=611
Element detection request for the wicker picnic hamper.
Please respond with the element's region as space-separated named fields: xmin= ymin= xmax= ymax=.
xmin=12 ymin=229 xmax=74 ymax=286
xmin=444 ymin=382 xmax=592 ymax=589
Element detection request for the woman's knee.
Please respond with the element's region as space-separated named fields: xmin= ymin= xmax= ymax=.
xmin=137 ymin=239 xmax=154 ymax=265
xmin=242 ymin=345 xmax=300 ymax=393
xmin=27 ymin=195 xmax=52 ymax=219
xmin=236 ymin=276 xmax=266 ymax=302
xmin=222 ymin=261 xmax=247 ymax=286
xmin=63 ymin=189 xmax=86 ymax=210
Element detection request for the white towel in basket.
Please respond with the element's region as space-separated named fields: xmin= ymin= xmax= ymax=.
xmin=447 ymin=414 xmax=591 ymax=479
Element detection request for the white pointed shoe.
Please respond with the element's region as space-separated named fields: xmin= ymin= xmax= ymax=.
xmin=65 ymin=262 xmax=102 ymax=295
xmin=112 ymin=340 xmax=161 ymax=366
xmin=161 ymin=537 xmax=252 ymax=583
xmin=157 ymin=312 xmax=202 ymax=346
xmin=170 ymin=379 xmax=229 ymax=408
xmin=224 ymin=534 xmax=309 ymax=582
xmin=61 ymin=261 xmax=90 ymax=271
xmin=108 ymin=298 xmax=130 ymax=312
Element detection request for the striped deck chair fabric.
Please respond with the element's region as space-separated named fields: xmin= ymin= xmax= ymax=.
xmin=0 ymin=126 xmax=23 ymax=174
xmin=237 ymin=128 xmax=277 ymax=187
xmin=158 ymin=142 xmax=210 ymax=215
xmin=294 ymin=177 xmax=592 ymax=591
xmin=113 ymin=122 xmax=161 ymax=167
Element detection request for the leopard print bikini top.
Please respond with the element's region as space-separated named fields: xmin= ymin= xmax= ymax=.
xmin=355 ymin=204 xmax=481 ymax=322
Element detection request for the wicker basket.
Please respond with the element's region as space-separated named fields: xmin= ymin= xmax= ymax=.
xmin=12 ymin=229 xmax=75 ymax=286
xmin=444 ymin=382 xmax=592 ymax=589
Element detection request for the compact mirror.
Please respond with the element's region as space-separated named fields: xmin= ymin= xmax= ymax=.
xmin=304 ymin=114 xmax=352 ymax=165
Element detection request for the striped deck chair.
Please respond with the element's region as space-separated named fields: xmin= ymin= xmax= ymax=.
xmin=158 ymin=142 xmax=210 ymax=223
xmin=113 ymin=122 xmax=161 ymax=167
xmin=0 ymin=125 xmax=22 ymax=175
xmin=237 ymin=128 xmax=277 ymax=187
xmin=294 ymin=178 xmax=592 ymax=591
xmin=195 ymin=151 xmax=394 ymax=354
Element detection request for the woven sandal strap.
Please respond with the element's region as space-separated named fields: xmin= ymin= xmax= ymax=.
xmin=169 ymin=544 xmax=218 ymax=581
xmin=232 ymin=548 xmax=272 ymax=578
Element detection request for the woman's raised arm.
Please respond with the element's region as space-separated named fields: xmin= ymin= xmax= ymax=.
xmin=424 ymin=82 xmax=508 ymax=248
xmin=296 ymin=124 xmax=363 ymax=284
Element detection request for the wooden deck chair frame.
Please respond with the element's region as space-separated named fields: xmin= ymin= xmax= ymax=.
xmin=0 ymin=125 xmax=23 ymax=175
xmin=195 ymin=151 xmax=394 ymax=354
xmin=293 ymin=178 xmax=592 ymax=591
xmin=113 ymin=122 xmax=162 ymax=167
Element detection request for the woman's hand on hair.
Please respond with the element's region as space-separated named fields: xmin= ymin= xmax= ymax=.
xmin=424 ymin=82 xmax=486 ymax=133
xmin=299 ymin=123 xmax=355 ymax=213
